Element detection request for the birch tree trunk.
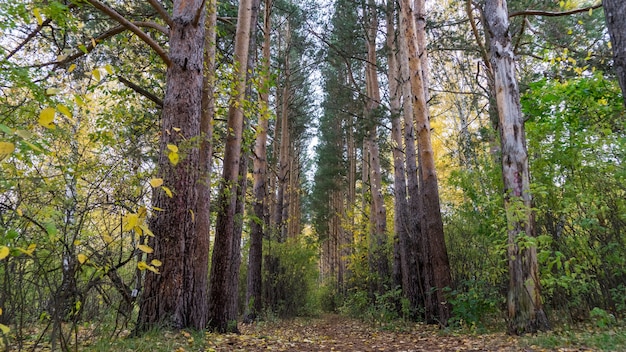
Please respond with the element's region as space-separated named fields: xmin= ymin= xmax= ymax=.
xmin=208 ymin=0 xmax=253 ymax=333
xmin=602 ymin=0 xmax=626 ymax=108
xmin=137 ymin=0 xmax=207 ymax=331
xmin=484 ymin=0 xmax=549 ymax=335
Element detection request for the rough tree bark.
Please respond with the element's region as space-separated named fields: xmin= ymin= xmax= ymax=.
xmin=245 ymin=0 xmax=273 ymax=323
xmin=365 ymin=0 xmax=390 ymax=293
xmin=208 ymin=0 xmax=253 ymax=333
xmin=603 ymin=0 xmax=626 ymax=107
xmin=484 ymin=0 xmax=550 ymax=335
xmin=399 ymin=0 xmax=451 ymax=324
xmin=137 ymin=0 xmax=208 ymax=331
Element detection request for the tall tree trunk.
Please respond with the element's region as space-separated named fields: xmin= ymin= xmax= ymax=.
xmin=365 ymin=0 xmax=390 ymax=293
xmin=246 ymin=0 xmax=273 ymax=323
xmin=484 ymin=0 xmax=549 ymax=335
xmin=137 ymin=0 xmax=207 ymax=331
xmin=275 ymin=37 xmax=291 ymax=243
xmin=399 ymin=0 xmax=451 ymax=324
xmin=208 ymin=0 xmax=253 ymax=333
xmin=397 ymin=14 xmax=425 ymax=316
xmin=603 ymin=0 xmax=626 ymax=108
xmin=386 ymin=0 xmax=418 ymax=312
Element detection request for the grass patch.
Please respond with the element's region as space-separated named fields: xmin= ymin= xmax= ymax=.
xmin=521 ymin=324 xmax=626 ymax=351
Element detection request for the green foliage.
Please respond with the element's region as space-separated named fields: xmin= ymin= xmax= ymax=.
xmin=339 ymin=287 xmax=410 ymax=325
xmin=446 ymin=280 xmax=504 ymax=329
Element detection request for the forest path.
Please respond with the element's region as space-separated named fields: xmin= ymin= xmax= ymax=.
xmin=202 ymin=314 xmax=573 ymax=351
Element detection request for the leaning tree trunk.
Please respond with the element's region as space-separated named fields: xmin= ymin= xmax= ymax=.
xmin=399 ymin=0 xmax=451 ymax=324
xmin=484 ymin=0 xmax=550 ymax=335
xmin=603 ymin=0 xmax=626 ymax=108
xmin=208 ymin=0 xmax=253 ymax=333
xmin=137 ymin=0 xmax=207 ymax=331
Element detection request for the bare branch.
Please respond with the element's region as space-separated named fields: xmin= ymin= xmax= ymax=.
xmin=86 ymin=0 xmax=172 ymax=67
xmin=147 ymin=0 xmax=174 ymax=28
xmin=117 ymin=76 xmax=163 ymax=107
xmin=509 ymin=3 xmax=602 ymax=18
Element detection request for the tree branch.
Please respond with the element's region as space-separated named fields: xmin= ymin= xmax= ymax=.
xmin=147 ymin=0 xmax=174 ymax=28
xmin=86 ymin=0 xmax=172 ymax=67
xmin=509 ymin=3 xmax=602 ymax=18
xmin=117 ymin=76 xmax=164 ymax=107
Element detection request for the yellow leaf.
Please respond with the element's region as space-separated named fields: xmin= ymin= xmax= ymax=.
xmin=152 ymin=207 xmax=164 ymax=211
xmin=103 ymin=234 xmax=113 ymax=244
xmin=38 ymin=107 xmax=56 ymax=128
xmin=57 ymin=104 xmax=72 ymax=118
xmin=137 ymin=261 xmax=148 ymax=270
xmin=172 ymin=127 xmax=181 ymax=132
xmin=68 ymin=63 xmax=77 ymax=73
xmin=137 ymin=244 xmax=153 ymax=254
xmin=15 ymin=129 xmax=32 ymax=139
xmin=74 ymin=95 xmax=86 ymax=106
xmin=0 ymin=246 xmax=9 ymax=260
xmin=16 ymin=208 xmax=22 ymax=216
xmin=73 ymin=240 xmax=81 ymax=246
xmin=168 ymin=151 xmax=179 ymax=165
xmin=189 ymin=209 xmax=195 ymax=223
xmin=567 ymin=29 xmax=572 ymax=35
xmin=167 ymin=144 xmax=179 ymax=153
xmin=139 ymin=225 xmax=154 ymax=237
xmin=151 ymin=259 xmax=162 ymax=267
xmin=162 ymin=186 xmax=173 ymax=198
xmin=34 ymin=8 xmax=43 ymax=25
xmin=91 ymin=38 xmax=97 ymax=48
xmin=0 ymin=307 xmax=2 ymax=315
xmin=146 ymin=265 xmax=160 ymax=274
xmin=92 ymin=69 xmax=101 ymax=81
xmin=104 ymin=64 xmax=114 ymax=74
xmin=0 ymin=142 xmax=15 ymax=161
xmin=589 ymin=8 xmax=593 ymax=16
xmin=46 ymin=88 xmax=61 ymax=95
xmin=77 ymin=253 xmax=87 ymax=264
xmin=123 ymin=213 xmax=139 ymax=232
xmin=17 ymin=244 xmax=36 ymax=256
xmin=150 ymin=178 xmax=164 ymax=188
xmin=137 ymin=206 xmax=147 ymax=219
xmin=608 ymin=41 xmax=612 ymax=49
xmin=0 ymin=323 xmax=9 ymax=334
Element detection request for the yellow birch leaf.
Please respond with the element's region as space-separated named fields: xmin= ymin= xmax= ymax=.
xmin=57 ymin=104 xmax=72 ymax=118
xmin=151 ymin=259 xmax=162 ymax=267
xmin=189 ymin=209 xmax=195 ymax=223
xmin=16 ymin=208 xmax=22 ymax=216
xmin=139 ymin=225 xmax=154 ymax=237
xmin=608 ymin=41 xmax=612 ymax=49
xmin=92 ymin=69 xmax=101 ymax=81
xmin=149 ymin=178 xmax=164 ymax=188
xmin=0 ymin=246 xmax=9 ymax=260
xmin=91 ymin=38 xmax=97 ymax=48
xmin=0 ymin=323 xmax=9 ymax=334
xmin=589 ymin=8 xmax=592 ymax=16
xmin=123 ymin=213 xmax=139 ymax=232
xmin=46 ymin=88 xmax=61 ymax=95
xmin=152 ymin=207 xmax=164 ymax=211
xmin=38 ymin=107 xmax=56 ymax=128
xmin=0 ymin=142 xmax=15 ymax=161
xmin=104 ymin=64 xmax=114 ymax=74
xmin=103 ymin=234 xmax=113 ymax=244
xmin=137 ymin=261 xmax=148 ymax=270
xmin=75 ymin=95 xmax=86 ymax=106
xmin=162 ymin=186 xmax=173 ymax=198
xmin=34 ymin=8 xmax=43 ymax=25
xmin=137 ymin=244 xmax=153 ymax=254
xmin=146 ymin=265 xmax=159 ymax=274
xmin=77 ymin=253 xmax=87 ymax=264
xmin=68 ymin=64 xmax=77 ymax=73
xmin=15 ymin=129 xmax=32 ymax=139
xmin=168 ymin=151 xmax=179 ymax=165
xmin=172 ymin=127 xmax=181 ymax=132
xmin=167 ymin=144 xmax=179 ymax=152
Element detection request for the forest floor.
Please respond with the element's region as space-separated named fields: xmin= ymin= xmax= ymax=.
xmin=12 ymin=313 xmax=623 ymax=351
xmin=136 ymin=314 xmax=613 ymax=352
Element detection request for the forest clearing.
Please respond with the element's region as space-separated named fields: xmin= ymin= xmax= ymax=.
xmin=1 ymin=0 xmax=626 ymax=350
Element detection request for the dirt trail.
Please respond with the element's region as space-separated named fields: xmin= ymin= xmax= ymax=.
xmin=205 ymin=314 xmax=539 ymax=351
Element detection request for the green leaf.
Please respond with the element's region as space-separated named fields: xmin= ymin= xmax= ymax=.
xmin=33 ymin=8 xmax=43 ymax=25
xmin=0 ymin=323 xmax=9 ymax=334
